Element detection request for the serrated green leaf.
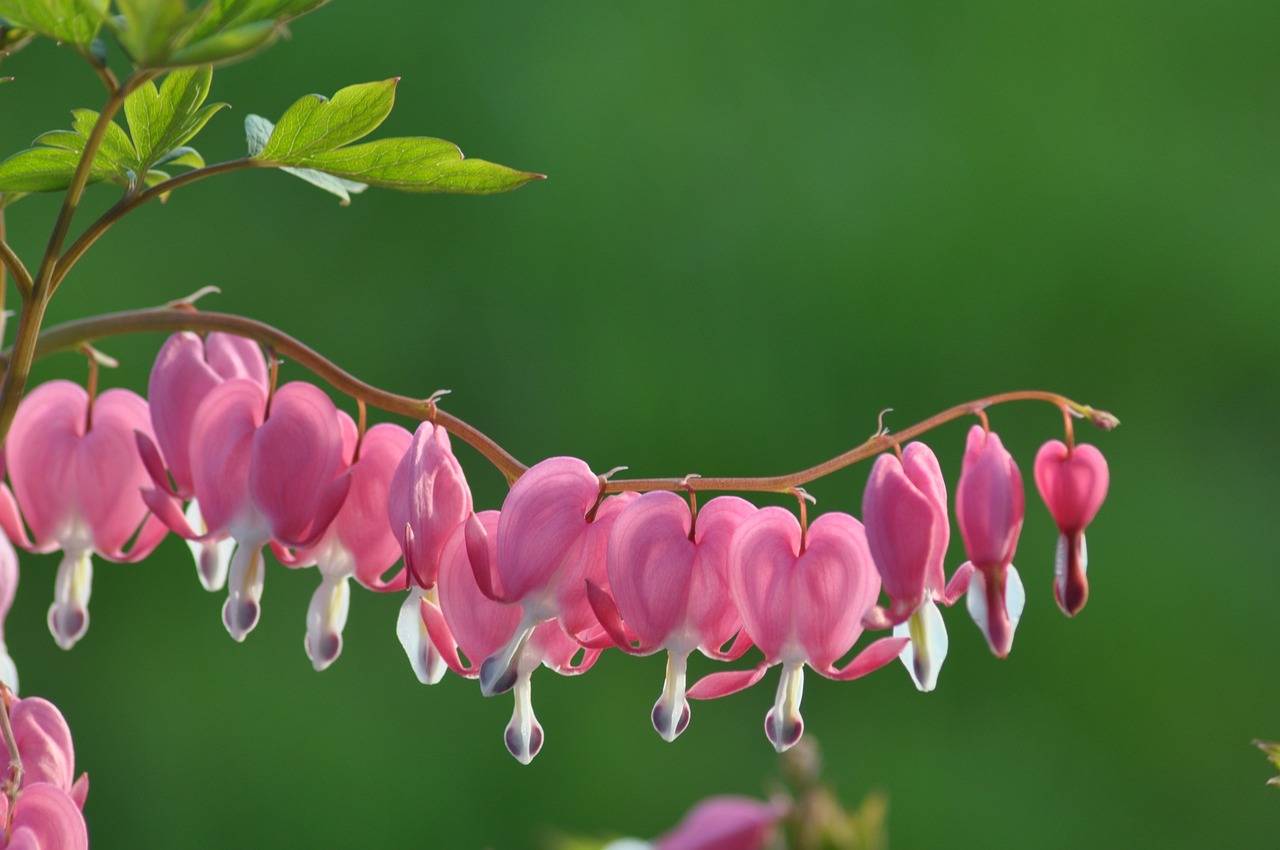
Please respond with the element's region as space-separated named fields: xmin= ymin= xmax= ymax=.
xmin=0 ymin=0 xmax=108 ymax=48
xmin=165 ymin=19 xmax=275 ymax=66
xmin=292 ymin=137 xmax=544 ymax=195
xmin=0 ymin=146 xmax=117 ymax=191
xmin=181 ymin=0 xmax=326 ymax=43
xmin=112 ymin=0 xmax=190 ymax=64
xmin=245 ymin=113 xmax=366 ymax=204
xmin=124 ymin=65 xmax=224 ymax=171
xmin=257 ymin=79 xmax=397 ymax=161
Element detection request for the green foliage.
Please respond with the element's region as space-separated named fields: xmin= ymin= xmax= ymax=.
xmin=0 ymin=68 xmax=220 ymax=193
xmin=110 ymin=0 xmax=328 ymax=68
xmin=124 ymin=65 xmax=225 ymax=173
xmin=0 ymin=0 xmax=109 ymax=49
xmin=248 ymin=80 xmax=543 ymax=200
xmin=1255 ymin=740 xmax=1280 ymax=788
xmin=244 ymin=113 xmax=366 ymax=204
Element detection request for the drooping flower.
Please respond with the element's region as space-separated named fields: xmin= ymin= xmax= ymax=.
xmin=0 ymin=695 xmax=89 ymax=808
xmin=143 ymin=379 xmax=350 ymax=641
xmin=862 ymin=442 xmax=971 ymax=692
xmin=419 ymin=511 xmax=600 ymax=763
xmin=276 ymin=422 xmax=413 ymax=670
xmin=141 ymin=331 xmax=268 ymax=591
xmin=688 ymin=508 xmax=907 ymax=752
xmin=954 ymin=425 xmax=1025 ymax=658
xmin=469 ymin=457 xmax=635 ymax=698
xmin=1034 ymin=440 xmax=1109 ymax=617
xmin=588 ymin=491 xmax=755 ymax=740
xmin=2 ymin=381 xmax=168 ymax=649
xmin=0 ymin=783 xmax=88 ymax=850
xmin=386 ymin=421 xmax=472 ymax=684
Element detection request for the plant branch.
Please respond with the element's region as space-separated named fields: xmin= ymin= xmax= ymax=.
xmin=0 ymin=203 xmax=31 ymax=302
xmin=4 ymin=305 xmax=1119 ymax=494
xmin=52 ymin=159 xmax=264 ymax=295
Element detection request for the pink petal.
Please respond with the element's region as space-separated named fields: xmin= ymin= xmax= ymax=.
xmin=955 ymin=426 xmax=1024 ymax=571
xmin=728 ymin=507 xmax=802 ymax=662
xmin=792 ymin=513 xmax=880 ymax=671
xmin=204 ymin=332 xmax=268 ymax=386
xmin=74 ymin=389 xmax=157 ymax=558
xmin=6 ymin=382 xmax=86 ymax=549
xmin=6 ymin=697 xmax=76 ymax=792
xmin=189 ymin=379 xmax=266 ymax=537
xmin=437 ymin=511 xmax=523 ymax=665
xmin=863 ymin=452 xmax=937 ymax=620
xmin=1034 ymin=440 xmax=1109 ymax=534
xmin=819 ymin=635 xmax=910 ymax=681
xmin=655 ymin=796 xmax=784 ymax=850
xmin=329 ymin=423 xmax=413 ymax=589
xmin=687 ymin=664 xmax=770 ymax=700
xmin=495 ymin=456 xmax=600 ymax=605
xmin=249 ymin=382 xmax=346 ymax=547
xmin=3 ymin=783 xmax=88 ymax=850
xmin=387 ymin=422 xmax=472 ymax=589
xmin=148 ymin=332 xmax=227 ymax=498
xmin=607 ymin=491 xmax=696 ymax=648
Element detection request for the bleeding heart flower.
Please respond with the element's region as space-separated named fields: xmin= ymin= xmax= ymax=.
xmin=419 ymin=511 xmax=600 ymax=763
xmin=654 ymin=795 xmax=786 ymax=850
xmin=862 ymin=442 xmax=971 ymax=692
xmin=688 ymin=508 xmax=907 ymax=752
xmin=588 ymin=491 xmax=755 ymax=740
xmin=0 ymin=695 xmax=89 ymax=809
xmin=386 ymin=421 xmax=472 ymax=590
xmin=0 ymin=524 xmax=17 ymax=693
xmin=2 ymin=381 xmax=167 ymax=649
xmin=0 ymin=783 xmax=87 ymax=850
xmin=143 ymin=380 xmax=350 ymax=641
xmin=276 ymin=422 xmax=412 ymax=670
xmin=140 ymin=332 xmax=268 ymax=592
xmin=470 ymin=457 xmax=635 ymax=698
xmin=1034 ymin=440 xmax=1109 ymax=616
xmin=955 ymin=425 xmax=1025 ymax=658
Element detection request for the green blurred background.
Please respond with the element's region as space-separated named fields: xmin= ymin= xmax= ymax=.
xmin=2 ymin=1 xmax=1278 ymax=847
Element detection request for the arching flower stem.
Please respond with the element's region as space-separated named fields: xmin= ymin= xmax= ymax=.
xmin=3 ymin=305 xmax=1120 ymax=495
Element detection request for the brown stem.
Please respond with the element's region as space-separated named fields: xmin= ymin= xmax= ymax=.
xmin=2 ymin=305 xmax=1119 ymax=495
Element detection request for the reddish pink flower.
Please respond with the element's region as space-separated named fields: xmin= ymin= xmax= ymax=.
xmin=654 ymin=795 xmax=786 ymax=850
xmin=419 ymin=511 xmax=600 ymax=763
xmin=862 ymin=442 xmax=971 ymax=692
xmin=469 ymin=457 xmax=635 ymax=698
xmin=589 ymin=491 xmax=755 ymax=740
xmin=385 ymin=422 xmax=472 ymax=682
xmin=276 ymin=423 xmax=413 ymax=670
xmin=0 ymin=783 xmax=87 ymax=850
xmin=1 ymin=381 xmax=167 ymax=649
xmin=386 ymin=421 xmax=472 ymax=590
xmin=955 ymin=425 xmax=1026 ymax=658
xmin=0 ymin=696 xmax=89 ymax=809
xmin=143 ymin=380 xmax=350 ymax=641
xmin=688 ymin=508 xmax=907 ymax=752
xmin=141 ymin=332 xmax=268 ymax=591
xmin=1034 ymin=440 xmax=1109 ymax=617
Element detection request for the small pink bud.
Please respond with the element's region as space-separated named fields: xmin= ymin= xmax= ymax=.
xmin=955 ymin=426 xmax=1025 ymax=658
xmin=1034 ymin=440 xmax=1109 ymax=616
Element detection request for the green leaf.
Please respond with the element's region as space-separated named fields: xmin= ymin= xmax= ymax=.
xmin=165 ymin=19 xmax=275 ymax=66
xmin=181 ymin=0 xmax=327 ymax=43
xmin=0 ymin=146 xmax=117 ymax=191
xmin=0 ymin=0 xmax=108 ymax=48
xmin=245 ymin=113 xmax=366 ymax=204
xmin=124 ymin=65 xmax=225 ymax=172
xmin=0 ymin=190 xmax=28 ymax=209
xmin=257 ymin=79 xmax=397 ymax=161
xmin=293 ymin=137 xmax=545 ymax=195
xmin=0 ymin=108 xmax=139 ymax=193
xmin=113 ymin=0 xmax=189 ymax=64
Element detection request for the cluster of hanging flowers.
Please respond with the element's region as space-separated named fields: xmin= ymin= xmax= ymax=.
xmin=0 ymin=331 xmax=1112 ymax=764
